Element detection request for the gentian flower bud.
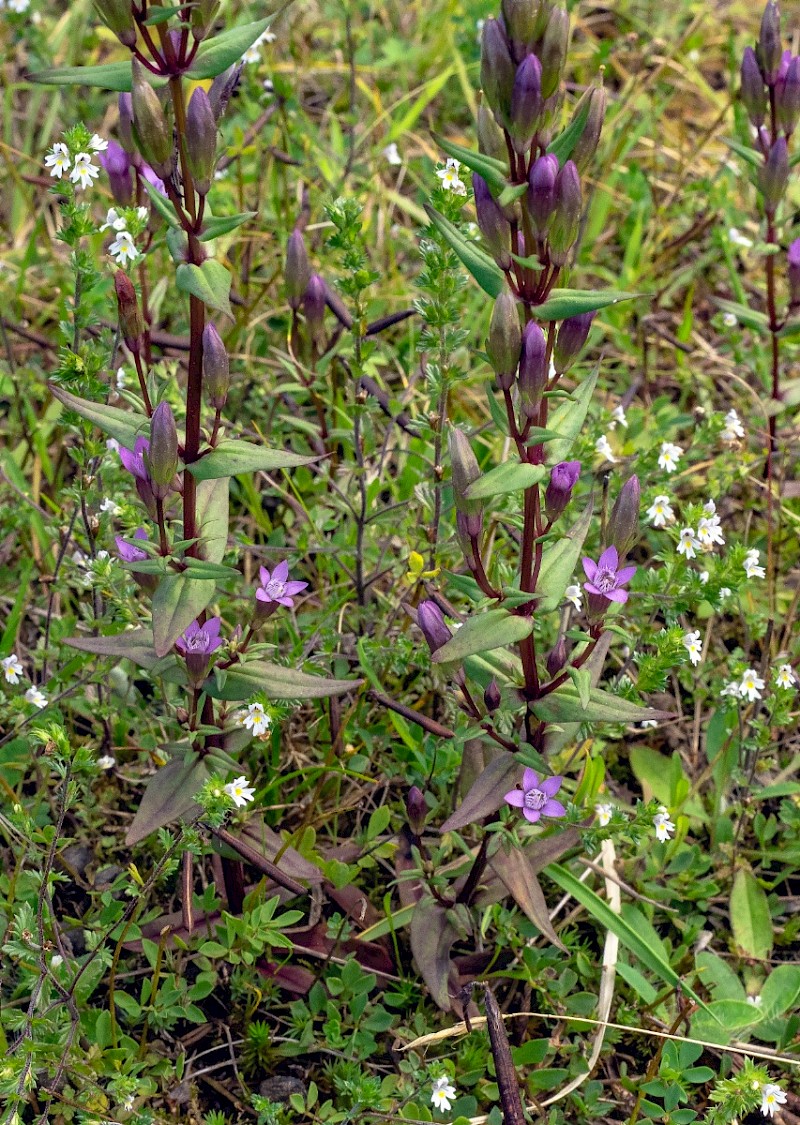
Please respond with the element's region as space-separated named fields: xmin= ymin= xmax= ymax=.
xmin=758 ymin=136 xmax=789 ymax=211
xmin=548 ymin=159 xmax=582 ymax=266
xmin=185 ymin=87 xmax=217 ymax=195
xmin=544 ymin=460 xmax=581 ymax=521
xmin=484 ymin=679 xmax=502 ymax=712
xmin=509 ymin=54 xmax=543 ymax=153
xmin=303 ymin=273 xmax=327 ymax=348
xmin=119 ymin=437 xmax=157 ymax=517
xmin=285 ymin=229 xmax=311 ymax=311
xmin=480 ymin=18 xmax=516 ymax=125
xmin=146 ymin=402 xmax=178 ymax=500
xmin=95 ymin=0 xmax=136 ymax=48
xmin=477 ymin=101 xmax=508 ymax=163
xmin=606 ymin=474 xmax=640 ymax=557
xmin=114 ymin=270 xmax=144 ymax=355
xmin=118 ymin=93 xmax=135 ymax=154
xmin=553 ymin=311 xmax=593 ymax=372
xmin=776 ymin=54 xmax=800 ymax=134
xmin=473 ymin=174 xmax=512 ymax=270
xmin=417 ymin=599 xmax=452 ymax=654
xmin=527 ymin=153 xmax=558 ymax=235
xmin=131 ymin=59 xmax=174 ymax=176
xmin=202 ymin=323 xmax=230 ymax=409
xmin=758 ymin=0 xmax=782 ymax=85
xmin=539 ymin=6 xmax=570 ymax=99
xmin=486 ymin=290 xmax=522 ymax=390
xmin=545 ymin=634 xmax=568 ymax=677
xmin=741 ymin=47 xmax=767 ymax=127
xmin=456 ymin=509 xmax=482 ymax=566
xmin=570 ymin=84 xmax=607 ymax=173
xmin=788 ymin=238 xmax=800 ymax=306
xmin=449 ymin=427 xmax=484 ymax=537
xmin=99 ymin=140 xmax=133 ymax=206
xmin=518 ymin=320 xmax=547 ymax=417
xmin=501 ymin=0 xmax=540 ymax=55
xmin=406 ymin=785 xmax=428 ymax=834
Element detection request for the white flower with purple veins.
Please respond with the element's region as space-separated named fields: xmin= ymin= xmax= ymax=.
xmin=383 ymin=142 xmax=402 ymax=166
xmin=653 ymin=805 xmax=675 ymax=842
xmin=89 ymin=133 xmax=108 ymax=152
xmin=677 ymin=527 xmax=700 ymax=559
xmin=595 ymin=802 xmax=613 ymax=826
xmin=431 ymin=1076 xmax=457 ymax=1114
xmin=719 ymin=586 xmax=732 ymax=600
xmin=100 ymin=207 xmax=128 ymax=233
xmin=239 ymin=702 xmax=271 ymax=737
xmin=106 ymin=437 xmax=120 ymax=453
xmin=25 ymin=686 xmax=47 ymax=708
xmin=739 ymin=668 xmax=765 ymax=702
xmin=658 ymin=441 xmax=683 ymax=473
xmin=224 ymin=775 xmax=256 ymax=807
xmin=697 ymin=513 xmax=724 ymax=548
xmin=2 ymin=654 xmax=24 ymax=684
xmin=436 ymin=158 xmax=467 ymax=195
xmin=505 ymin=769 xmax=566 ymax=824
xmin=722 ymin=312 xmax=738 ymax=327
xmin=564 ymin=584 xmax=582 ymax=610
xmin=646 ymin=494 xmax=674 ymax=527
xmin=595 ymin=434 xmax=617 ymax=462
xmin=70 ymin=152 xmax=100 ymax=190
xmin=44 ymin=142 xmax=71 ymax=179
xmin=744 ymin=549 xmax=765 ymax=579
xmin=728 ymin=226 xmax=754 ymax=249
xmin=721 ymin=680 xmax=741 ymax=699
xmin=683 ymin=630 xmax=703 ymax=666
xmin=760 ymin=1083 xmax=787 ymax=1118
xmin=256 ymin=560 xmax=308 ymax=609
xmin=109 ymin=229 xmax=139 ymax=266
xmin=722 ymin=408 xmax=745 ymax=442
xmin=775 ymin=664 xmax=796 ymax=689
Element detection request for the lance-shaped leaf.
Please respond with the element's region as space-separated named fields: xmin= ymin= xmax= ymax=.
xmin=432 ymin=609 xmax=533 ymax=664
xmin=176 ymin=260 xmax=233 ymax=317
xmin=141 ymin=176 xmax=180 ymax=228
xmin=534 ymin=501 xmax=593 ymax=612
xmin=723 ymin=137 xmax=763 ymax=169
xmin=205 ymin=659 xmax=360 ymax=701
xmin=543 ymin=633 xmax=612 ymax=757
xmin=28 ymin=60 xmax=159 ymax=92
xmin=125 ymin=754 xmax=208 ymax=845
xmin=489 ymin=844 xmax=565 ymax=949
xmin=715 ymin=298 xmax=769 ymax=333
xmin=730 ymin=868 xmax=773 ymax=960
xmin=199 ymin=211 xmax=258 ymax=242
xmin=440 ymin=752 xmax=518 ymax=834
xmin=195 ymin=476 xmax=229 ymax=564
xmin=464 ymin=462 xmax=546 ymax=501
xmin=532 ymin=685 xmax=671 ymax=725
xmin=410 ymin=896 xmax=459 ymax=1011
xmin=187 ymin=18 xmax=273 ymax=79
xmin=186 ymin=438 xmax=316 ymax=482
xmin=424 ymin=205 xmax=505 ymax=298
xmin=547 ymin=95 xmax=591 ymax=165
xmin=49 ymin=384 xmax=149 ymax=448
xmin=519 ymin=288 xmax=639 ymax=321
xmin=64 ymin=628 xmax=158 ymax=670
xmin=545 ymin=365 xmax=599 ymax=465
xmin=431 ymin=131 xmax=508 ymax=192
xmin=152 ymin=574 xmax=217 ymax=658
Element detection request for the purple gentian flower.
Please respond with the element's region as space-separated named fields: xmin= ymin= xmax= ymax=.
xmin=115 ymin=528 xmax=149 ymax=563
xmin=175 ymin=616 xmax=223 ymax=685
xmin=582 ymin=545 xmax=636 ymax=604
xmin=119 ymin=437 xmax=151 ymax=481
xmin=140 ymin=163 xmax=166 ymax=196
xmin=99 ymin=139 xmax=133 ymax=206
xmin=505 ymin=769 xmax=566 ymax=823
xmin=256 ymin=561 xmax=308 ymax=610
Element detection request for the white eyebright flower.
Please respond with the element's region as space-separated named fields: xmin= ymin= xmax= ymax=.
xmin=100 ymin=498 xmax=121 ymax=515
xmin=728 ymin=226 xmax=753 ymax=249
xmin=594 ymin=434 xmax=617 ymax=462
xmin=565 ymin=584 xmax=582 ymax=610
xmin=699 ymin=570 xmax=709 ymax=584
xmin=24 ymin=686 xmax=47 ymax=708
xmin=697 ymin=514 xmax=725 ymax=548
xmin=719 ymin=586 xmax=732 ymax=601
xmin=107 ymin=437 xmax=120 ymax=452
xmin=683 ymin=630 xmax=703 ymax=666
xmin=109 ymin=229 xmax=139 ymax=266
xmin=653 ymin=805 xmax=675 ymax=842
xmin=2 ymin=654 xmax=24 ymax=684
xmin=383 ymin=142 xmax=402 ymax=166
xmin=720 ymin=680 xmax=741 ymax=698
xmin=760 ymin=1083 xmax=787 ymax=1118
xmin=658 ymin=441 xmax=683 ymax=473
xmin=239 ymin=702 xmax=272 ymax=736
xmin=775 ymin=664 xmax=796 ymax=690
xmin=595 ymin=802 xmax=613 ymax=826
xmin=100 ymin=207 xmax=128 ymax=233
xmin=89 ymin=133 xmax=108 ymax=152
xmin=44 ymin=142 xmax=71 ymax=179
xmin=646 ymin=494 xmax=674 ymax=527
xmin=436 ymin=159 xmax=467 ymax=194
xmin=610 ymin=404 xmax=627 ymax=428
xmin=70 ymin=152 xmax=100 ymax=190
xmin=431 ymin=1076 xmax=457 ymax=1114
xmin=97 ymin=754 xmax=116 ymax=770
xmin=722 ymin=408 xmax=745 ymax=442
xmin=739 ymin=668 xmax=765 ymax=702
xmin=744 ymin=549 xmax=765 ymax=579
xmin=722 ymin=311 xmax=737 ymax=327
xmin=224 ymin=775 xmax=256 ymax=807
xmin=677 ymin=527 xmax=701 ymax=559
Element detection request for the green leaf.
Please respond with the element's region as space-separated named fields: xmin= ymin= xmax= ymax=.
xmin=49 ymin=384 xmax=149 ymax=448
xmin=568 ymin=666 xmax=591 ymax=709
xmin=186 ymin=438 xmax=316 ymax=481
xmin=205 ymin=659 xmax=360 ymax=701
xmin=152 ymin=574 xmax=217 ymax=658
xmin=534 ymin=501 xmax=593 ymax=612
xmin=547 ymin=96 xmax=591 ymax=165
xmin=546 ymin=863 xmax=710 ymax=1011
xmin=432 ymin=608 xmax=534 ymax=664
xmin=695 ymin=950 xmax=747 ymax=1004
xmin=125 ymin=754 xmax=208 ymax=845
xmin=439 ymin=752 xmax=518 ymax=833
xmin=496 ymin=181 xmax=529 ymax=208
xmin=690 ymin=1000 xmax=761 ymax=1046
xmin=183 ymin=558 xmax=239 ymax=580
xmin=521 ymin=288 xmax=639 ymax=320
xmin=175 ymin=260 xmax=233 ymax=316
xmin=27 ymin=60 xmax=151 ymax=92
xmin=730 ymin=868 xmax=773 ymax=960
xmin=64 ymin=628 xmax=159 ymax=670
xmin=199 ymin=211 xmax=257 ymax=241
xmin=532 ymin=685 xmax=670 ymax=725
xmin=758 ymin=965 xmax=800 ymax=1019
xmin=545 ymin=365 xmax=599 ymax=464
xmin=141 ymin=4 xmax=183 ymax=25
xmin=430 ymin=131 xmax=508 ymax=191
xmin=464 ymin=461 xmax=546 ymax=501
xmin=187 ymin=18 xmax=273 ymax=79
xmin=715 ymin=298 xmax=769 ymax=333
xmin=723 ymin=137 xmax=762 ymax=169
xmin=423 ymin=204 xmax=505 ymax=298
xmin=195 ymin=476 xmax=229 ymax=564
xmin=141 ymin=176 xmax=180 ymax=229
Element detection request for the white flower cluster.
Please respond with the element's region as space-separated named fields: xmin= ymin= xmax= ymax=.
xmin=436 ymin=158 xmax=466 ymax=195
xmin=99 ymin=205 xmax=148 ymax=267
xmin=2 ymin=654 xmax=48 ymax=708
xmin=44 ymin=133 xmax=107 ymax=189
xmin=721 ymin=408 xmax=745 ymax=443
xmin=722 ymin=662 xmax=796 ymax=703
xmin=0 ymin=0 xmax=31 ymax=11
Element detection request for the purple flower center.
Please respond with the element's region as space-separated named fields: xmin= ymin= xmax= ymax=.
xmin=263 ymin=578 xmax=287 ymax=599
xmin=593 ymin=566 xmax=618 ymax=593
xmin=186 ymin=630 xmax=213 ymax=653
xmin=524 ymin=787 xmax=547 ymax=811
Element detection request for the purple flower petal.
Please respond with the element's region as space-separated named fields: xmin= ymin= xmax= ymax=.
xmin=255 ymin=588 xmax=270 ymax=602
xmin=283 ymin=580 xmax=309 ymax=596
xmin=204 ymin=617 xmax=222 ymax=640
xmin=522 ymin=767 xmax=539 ymax=791
xmin=272 ymin=560 xmax=289 ymax=583
xmin=540 ymin=774 xmax=563 ymax=797
xmin=584 ymin=581 xmax=602 ymax=596
xmin=616 ymin=565 xmax=637 ymax=586
xmin=541 ymin=799 xmax=566 ymax=818
xmin=597 ymin=545 xmax=618 ymax=570
xmin=504 ymin=790 xmax=525 ymax=807
xmin=259 ymin=565 xmax=270 ymax=585
xmin=605 ymin=588 xmax=629 ymax=603
xmin=523 ymin=807 xmax=542 ymax=823
xmin=582 ymin=556 xmax=598 ymax=581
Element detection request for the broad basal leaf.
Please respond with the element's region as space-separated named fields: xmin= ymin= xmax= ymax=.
xmin=730 ymin=868 xmax=773 ymax=961
xmin=439 ymin=752 xmax=518 ymax=833
xmin=432 ymin=608 xmax=533 ymax=664
xmin=489 ymin=844 xmax=565 ymax=949
xmin=49 ymin=384 xmax=149 ymax=449
xmin=409 ymin=896 xmax=459 ymax=1011
xmin=187 ymin=438 xmax=316 ymax=481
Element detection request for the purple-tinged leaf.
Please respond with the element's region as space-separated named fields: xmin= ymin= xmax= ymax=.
xmin=64 ymin=627 xmax=159 ymax=669
xmin=410 ymin=896 xmax=459 ymax=1011
xmin=489 ymin=843 xmax=565 ymax=950
xmin=532 ymin=685 xmax=672 ymax=725
xmin=205 ymin=659 xmax=360 ymax=701
xmin=440 ymin=751 xmax=518 ymax=834
xmin=125 ymin=754 xmax=208 ymax=845
xmin=152 ymin=574 xmax=216 ymax=658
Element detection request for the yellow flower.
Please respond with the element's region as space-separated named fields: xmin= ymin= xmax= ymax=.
xmin=405 ymin=551 xmax=440 ymax=584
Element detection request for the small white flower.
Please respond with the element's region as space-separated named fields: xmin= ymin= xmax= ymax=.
xmin=44 ymin=142 xmax=71 ymax=179
xmin=658 ymin=441 xmax=683 ymax=473
xmin=760 ymin=1083 xmax=787 ymax=1118
xmin=721 ymin=408 xmax=745 ymax=442
xmin=2 ymin=654 xmax=24 ymax=684
xmin=728 ymin=226 xmax=754 ymax=249
xmin=239 ymin=701 xmax=272 ymax=736
xmin=71 ymin=549 xmax=88 ymax=566
xmin=739 ymin=668 xmax=765 ymax=702
xmin=96 ymin=754 xmax=116 ymax=770
xmin=262 ymin=78 xmax=274 ymax=94
xmin=243 ymin=27 xmax=275 ymax=62
xmin=24 ymin=686 xmax=47 ymax=708
xmin=106 ymin=437 xmax=120 ymax=453
xmin=653 ymin=805 xmax=675 ymax=843
xmin=8 ymin=0 xmax=31 ymax=11
xmin=747 ymin=993 xmax=763 ymax=1007
xmin=595 ymin=434 xmax=617 ymax=461
xmin=70 ymin=152 xmax=100 ymax=190
xmin=721 ymin=680 xmax=741 ymax=698
xmin=640 ymin=719 xmax=659 ymax=729
xmin=89 ymin=133 xmax=108 ymax=152
xmin=677 ymin=527 xmax=701 ymax=559
xmin=722 ymin=311 xmax=738 ymax=327
xmin=646 ymin=494 xmax=674 ymax=527
xmin=100 ymin=207 xmax=127 ymax=233
xmin=136 ymin=205 xmax=149 ymax=222
xmin=383 ymin=142 xmax=402 ymax=166
xmin=683 ymin=630 xmax=703 ymax=667
xmin=115 ymin=367 xmax=128 ymax=390
xmin=121 ymin=1093 xmax=136 ymax=1112
xmin=744 ymin=549 xmax=765 ymax=579
xmin=436 ymin=160 xmax=467 ymax=195
xmin=431 ymin=1076 xmax=457 ymax=1114
xmin=595 ymin=802 xmax=613 ymax=826
xmin=775 ymin=663 xmax=796 ymax=689
xmin=100 ymin=498 xmax=121 ymax=515
xmin=699 ymin=570 xmax=709 ymax=584
xmin=51 ymin=954 xmax=63 ymax=968
xmin=703 ymin=499 xmax=716 ymax=515
xmin=476 ymin=17 xmax=485 ymax=42
xmin=610 ymin=404 xmax=627 ymax=428
xmin=109 ymin=229 xmax=139 ymax=266
xmin=719 ymin=586 xmax=732 ymax=600
xmin=697 ymin=514 xmax=725 ymax=548
xmin=565 ymin=584 xmax=582 ymax=610
xmin=96 ymin=550 xmax=110 ymax=561
xmin=224 ymin=775 xmax=256 ymax=807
